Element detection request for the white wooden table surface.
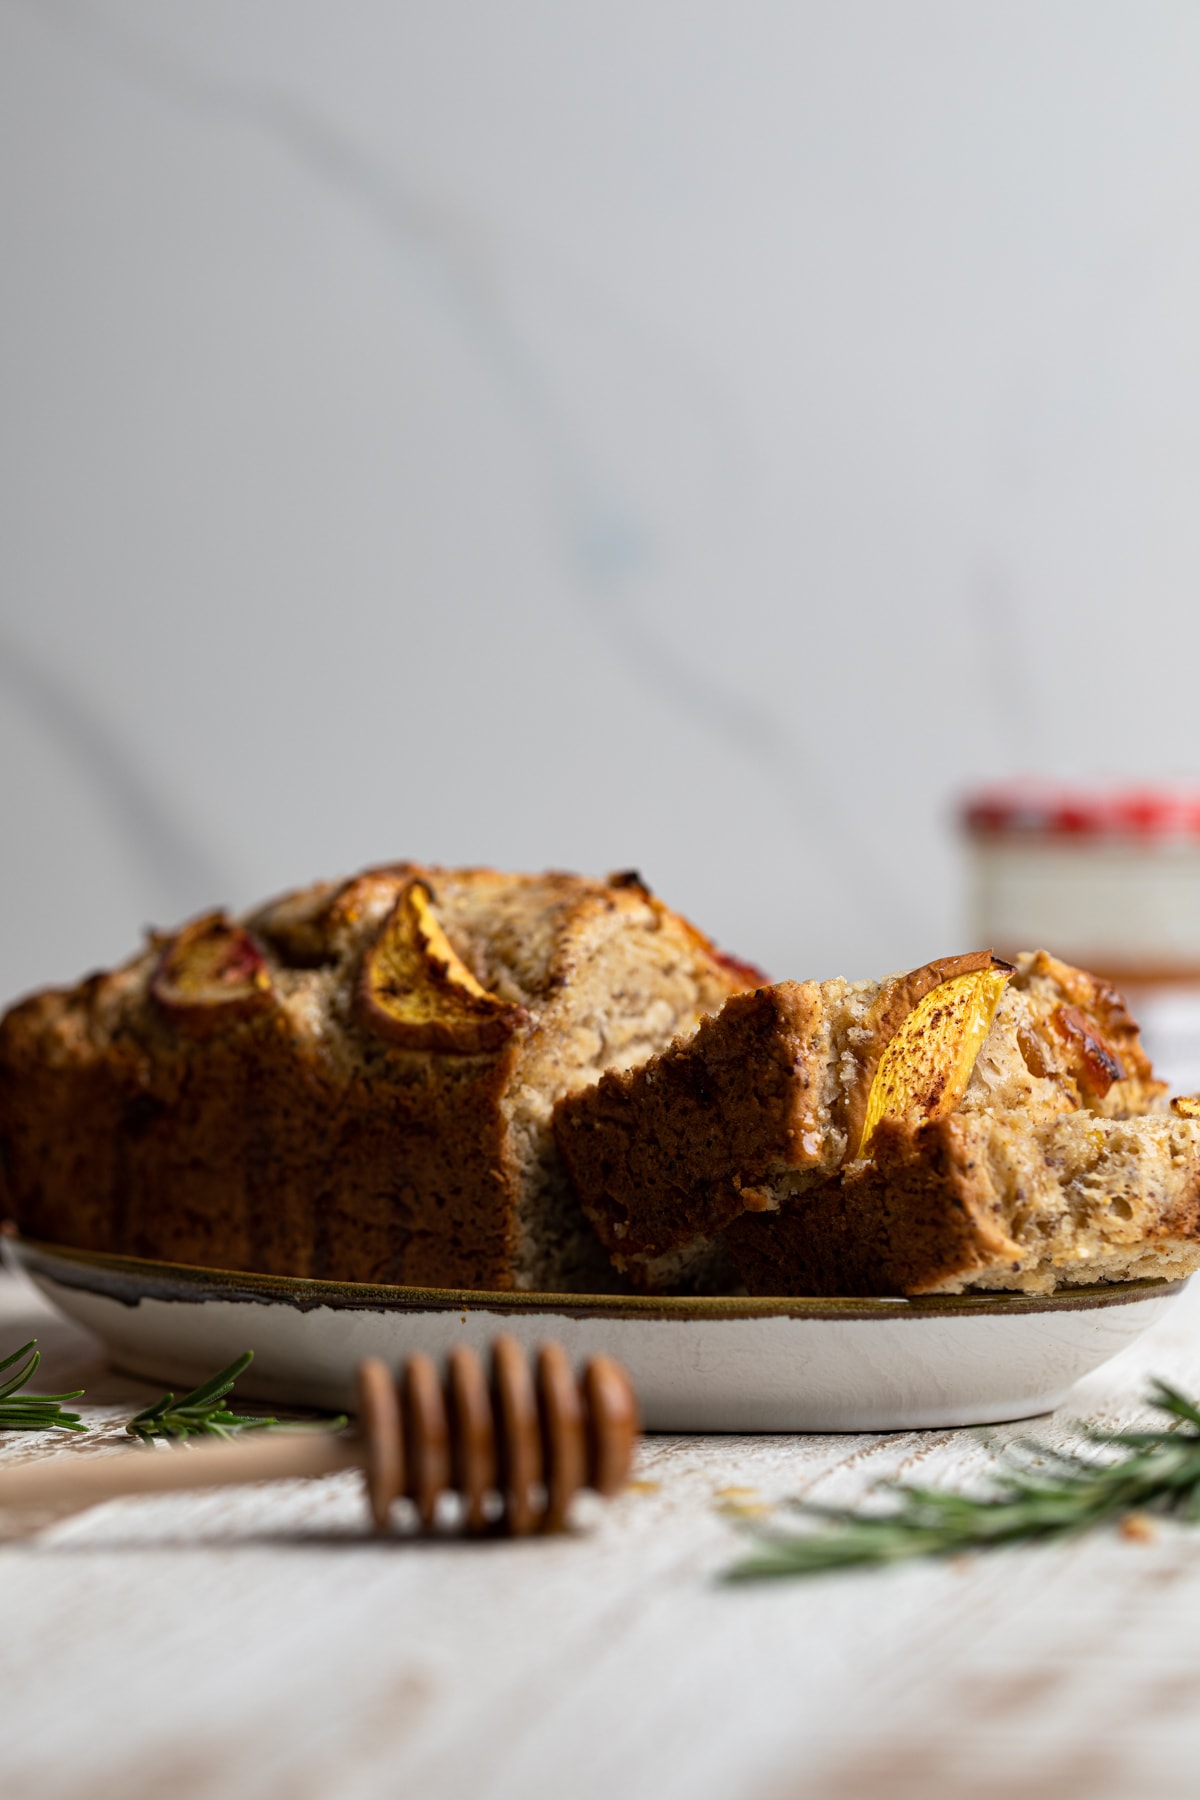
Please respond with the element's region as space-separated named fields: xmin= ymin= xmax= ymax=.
xmin=5 ymin=1266 xmax=1200 ymax=1800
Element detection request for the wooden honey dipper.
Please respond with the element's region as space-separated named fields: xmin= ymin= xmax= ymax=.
xmin=0 ymin=1338 xmax=640 ymax=1537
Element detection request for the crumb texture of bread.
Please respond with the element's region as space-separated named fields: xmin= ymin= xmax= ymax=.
xmin=0 ymin=864 xmax=760 ymax=1293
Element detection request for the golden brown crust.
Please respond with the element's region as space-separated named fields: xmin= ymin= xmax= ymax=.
xmin=0 ymin=864 xmax=755 ymax=1292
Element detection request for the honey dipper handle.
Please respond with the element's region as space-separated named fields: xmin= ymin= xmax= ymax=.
xmin=0 ymin=1428 xmax=363 ymax=1512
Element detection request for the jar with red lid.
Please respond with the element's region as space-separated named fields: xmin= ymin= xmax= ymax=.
xmin=961 ymin=784 xmax=1200 ymax=1093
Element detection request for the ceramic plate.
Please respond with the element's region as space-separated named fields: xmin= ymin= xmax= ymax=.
xmin=6 ymin=1237 xmax=1184 ymax=1432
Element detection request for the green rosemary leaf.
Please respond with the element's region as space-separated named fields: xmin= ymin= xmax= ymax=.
xmin=0 ymin=1344 xmax=40 ymax=1402
xmin=0 ymin=1340 xmax=87 ymax=1433
xmin=724 ymin=1379 xmax=1200 ymax=1582
xmin=134 ymin=1397 xmax=172 ymax=1426
xmin=0 ymin=1339 xmax=38 ymax=1376
xmin=173 ymin=1351 xmax=254 ymax=1411
xmin=126 ymin=1352 xmax=347 ymax=1442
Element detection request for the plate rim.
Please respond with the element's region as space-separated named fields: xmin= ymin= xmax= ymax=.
xmin=6 ymin=1235 xmax=1187 ymax=1323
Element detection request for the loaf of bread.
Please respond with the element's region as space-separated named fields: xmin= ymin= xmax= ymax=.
xmin=0 ymin=864 xmax=761 ymax=1291
xmin=553 ymin=949 xmax=1200 ymax=1295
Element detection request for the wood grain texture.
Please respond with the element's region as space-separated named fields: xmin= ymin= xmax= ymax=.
xmin=3 ymin=1266 xmax=1200 ymax=1800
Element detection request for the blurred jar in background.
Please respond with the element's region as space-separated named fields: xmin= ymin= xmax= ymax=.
xmin=962 ymin=785 xmax=1200 ymax=1095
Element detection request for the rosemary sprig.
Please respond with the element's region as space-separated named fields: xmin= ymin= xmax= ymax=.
xmin=726 ymin=1379 xmax=1200 ymax=1581
xmin=127 ymin=1352 xmax=346 ymax=1442
xmin=0 ymin=1340 xmax=86 ymax=1433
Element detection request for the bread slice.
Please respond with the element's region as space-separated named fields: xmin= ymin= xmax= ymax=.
xmin=0 ymin=864 xmax=761 ymax=1292
xmin=552 ymin=949 xmax=1174 ymax=1292
xmin=725 ymin=1108 xmax=1200 ymax=1296
xmin=550 ymin=976 xmax=867 ymax=1291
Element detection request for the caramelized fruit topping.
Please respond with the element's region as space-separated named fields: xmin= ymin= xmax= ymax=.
xmin=151 ymin=913 xmax=274 ymax=1028
xmin=856 ymin=962 xmax=1012 ymax=1158
xmin=1050 ymin=1005 xmax=1126 ymax=1099
xmin=360 ymin=880 xmax=528 ymax=1055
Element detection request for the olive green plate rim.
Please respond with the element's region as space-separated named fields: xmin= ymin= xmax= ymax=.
xmin=6 ymin=1235 xmax=1187 ymax=1324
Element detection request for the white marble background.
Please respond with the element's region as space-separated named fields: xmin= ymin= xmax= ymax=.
xmin=4 ymin=1 xmax=1200 ymax=1004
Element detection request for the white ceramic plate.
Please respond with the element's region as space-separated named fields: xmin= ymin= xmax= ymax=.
xmin=7 ymin=1237 xmax=1184 ymax=1432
